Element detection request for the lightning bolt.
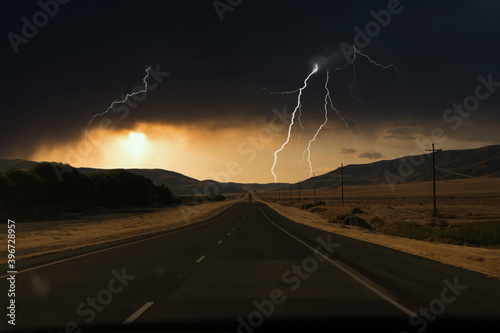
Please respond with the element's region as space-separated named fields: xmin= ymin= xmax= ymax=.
xmin=348 ymin=49 xmax=362 ymax=104
xmin=300 ymin=70 xmax=331 ymax=178
xmin=327 ymin=83 xmax=358 ymax=142
xmin=268 ymin=46 xmax=401 ymax=182
xmin=262 ymin=86 xmax=306 ymax=141
xmin=83 ymin=66 xmax=151 ymax=166
xmin=270 ymin=64 xmax=318 ymax=183
xmin=354 ymin=46 xmax=402 ymax=77
xmin=323 ymin=45 xmax=401 ymax=140
xmin=341 ymin=45 xmax=402 ymax=103
xmin=300 ymin=69 xmax=359 ymax=178
xmin=313 ymin=58 xmax=359 ymax=142
xmin=262 ymin=88 xmax=306 ymax=140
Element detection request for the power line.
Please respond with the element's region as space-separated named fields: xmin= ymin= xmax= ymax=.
xmin=435 ymin=166 xmax=475 ymax=178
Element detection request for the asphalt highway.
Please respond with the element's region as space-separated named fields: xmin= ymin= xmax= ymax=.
xmin=2 ymin=194 xmax=499 ymax=332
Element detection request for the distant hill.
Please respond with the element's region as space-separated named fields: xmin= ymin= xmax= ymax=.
xmin=296 ymin=144 xmax=500 ymax=190
xmin=80 ymin=167 xmax=199 ymax=191
xmin=75 ymin=167 xmax=246 ymax=195
xmin=1 ymin=144 xmax=499 ymax=193
xmin=0 ymin=160 xmax=246 ymax=195
xmin=0 ymin=159 xmax=37 ymax=170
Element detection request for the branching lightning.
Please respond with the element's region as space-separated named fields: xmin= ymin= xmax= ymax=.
xmin=355 ymin=46 xmax=402 ymax=77
xmin=300 ymin=71 xmax=331 ymax=178
xmin=344 ymin=45 xmax=402 ymax=102
xmin=270 ymin=64 xmax=318 ymax=183
xmin=262 ymin=87 xmax=307 ymax=140
xmin=319 ymin=45 xmax=401 ymax=143
xmin=348 ymin=49 xmax=362 ymax=104
xmin=300 ymin=68 xmax=359 ymax=178
xmin=83 ymin=66 xmax=152 ymax=166
xmin=267 ymin=45 xmax=402 ymax=182
xmin=326 ymin=77 xmax=358 ymax=141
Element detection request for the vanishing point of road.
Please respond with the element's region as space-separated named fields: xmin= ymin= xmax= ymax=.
xmin=2 ymin=194 xmax=499 ymax=332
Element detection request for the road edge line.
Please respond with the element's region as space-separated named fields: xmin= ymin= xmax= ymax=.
xmin=123 ymin=301 xmax=155 ymax=325
xmin=256 ymin=201 xmax=418 ymax=318
xmin=0 ymin=202 xmax=241 ymax=278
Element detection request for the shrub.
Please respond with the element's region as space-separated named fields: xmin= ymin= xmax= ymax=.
xmin=301 ymin=203 xmax=314 ymax=210
xmin=389 ymin=223 xmax=434 ymax=240
xmin=342 ymin=214 xmax=373 ymax=230
xmin=437 ymin=219 xmax=449 ymax=228
xmin=213 ymin=194 xmax=226 ymax=201
xmin=309 ymin=207 xmax=327 ymax=213
xmin=437 ymin=222 xmax=500 ymax=247
xmin=389 ymin=221 xmax=500 ymax=247
xmin=370 ymin=216 xmax=385 ymax=225
xmin=334 ymin=213 xmax=350 ymax=223
xmin=351 ymin=207 xmax=364 ymax=214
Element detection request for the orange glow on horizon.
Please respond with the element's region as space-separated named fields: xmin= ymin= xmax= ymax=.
xmin=30 ymin=122 xmax=256 ymax=180
xmin=28 ymin=120 xmax=488 ymax=184
xmin=26 ymin=120 xmax=375 ymax=183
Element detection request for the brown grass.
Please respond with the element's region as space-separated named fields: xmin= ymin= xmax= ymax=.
xmin=255 ymin=177 xmax=500 ymax=279
xmin=0 ymin=195 xmax=244 ymax=264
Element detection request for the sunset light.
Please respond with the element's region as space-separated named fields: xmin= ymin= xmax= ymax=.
xmin=2 ymin=2 xmax=500 ymax=330
xmin=127 ymin=131 xmax=147 ymax=156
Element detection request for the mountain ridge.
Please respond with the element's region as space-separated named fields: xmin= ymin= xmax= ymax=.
xmin=1 ymin=144 xmax=499 ymax=194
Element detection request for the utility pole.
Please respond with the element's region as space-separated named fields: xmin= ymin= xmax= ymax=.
xmin=298 ymin=180 xmax=301 ymax=202
xmin=289 ymin=183 xmax=292 ymax=202
xmin=425 ymin=143 xmax=442 ymax=217
xmin=341 ymin=163 xmax=344 ymax=206
xmin=313 ymin=173 xmax=316 ymax=201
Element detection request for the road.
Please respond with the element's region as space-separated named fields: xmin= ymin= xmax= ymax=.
xmin=2 ymin=194 xmax=499 ymax=332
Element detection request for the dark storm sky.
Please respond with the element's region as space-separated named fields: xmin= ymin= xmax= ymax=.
xmin=2 ymin=0 xmax=500 ymax=159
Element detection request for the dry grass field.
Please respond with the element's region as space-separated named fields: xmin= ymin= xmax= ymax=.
xmin=255 ymin=177 xmax=500 ymax=278
xmin=260 ymin=177 xmax=500 ymax=229
xmin=0 ymin=195 xmax=244 ymax=264
xmin=3 ymin=177 xmax=498 ymax=278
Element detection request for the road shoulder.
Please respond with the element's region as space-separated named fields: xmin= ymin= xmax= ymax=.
xmin=255 ymin=196 xmax=500 ymax=279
